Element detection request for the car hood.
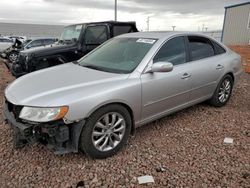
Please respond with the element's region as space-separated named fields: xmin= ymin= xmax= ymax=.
xmin=5 ymin=63 xmax=129 ymax=106
xmin=21 ymin=42 xmax=76 ymax=57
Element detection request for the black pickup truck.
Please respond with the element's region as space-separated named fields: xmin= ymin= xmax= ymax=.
xmin=11 ymin=21 xmax=138 ymax=77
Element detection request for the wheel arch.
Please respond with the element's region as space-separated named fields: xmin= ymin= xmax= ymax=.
xmin=225 ymin=72 xmax=234 ymax=82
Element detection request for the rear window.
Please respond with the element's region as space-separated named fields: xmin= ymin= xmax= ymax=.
xmin=188 ymin=36 xmax=215 ymax=61
xmin=85 ymin=25 xmax=108 ymax=45
xmin=212 ymin=41 xmax=226 ymax=55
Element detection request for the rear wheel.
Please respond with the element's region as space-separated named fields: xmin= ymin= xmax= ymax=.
xmin=79 ymin=104 xmax=132 ymax=159
xmin=209 ymin=74 xmax=233 ymax=107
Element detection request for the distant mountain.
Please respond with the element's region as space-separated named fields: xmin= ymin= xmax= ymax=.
xmin=0 ymin=22 xmax=65 ymax=38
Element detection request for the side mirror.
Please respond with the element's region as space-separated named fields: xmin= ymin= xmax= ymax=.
xmin=149 ymin=62 xmax=173 ymax=73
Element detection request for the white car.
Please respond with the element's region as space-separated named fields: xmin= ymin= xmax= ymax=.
xmin=0 ymin=37 xmax=13 ymax=52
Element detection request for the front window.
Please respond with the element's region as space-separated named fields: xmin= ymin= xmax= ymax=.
xmin=60 ymin=24 xmax=83 ymax=41
xmin=27 ymin=40 xmax=43 ymax=48
xmin=22 ymin=39 xmax=32 ymax=47
xmin=153 ymin=37 xmax=187 ymax=65
xmin=78 ymin=38 xmax=156 ymax=73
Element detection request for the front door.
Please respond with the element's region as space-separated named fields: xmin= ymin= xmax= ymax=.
xmin=140 ymin=36 xmax=192 ymax=122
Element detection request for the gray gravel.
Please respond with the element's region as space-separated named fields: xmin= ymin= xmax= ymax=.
xmin=0 ymin=60 xmax=249 ymax=187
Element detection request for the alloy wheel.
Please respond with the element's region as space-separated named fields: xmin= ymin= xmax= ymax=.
xmin=218 ymin=78 xmax=231 ymax=103
xmin=9 ymin=53 xmax=18 ymax=62
xmin=91 ymin=112 xmax=126 ymax=152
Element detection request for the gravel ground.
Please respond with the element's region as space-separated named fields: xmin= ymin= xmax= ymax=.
xmin=0 ymin=49 xmax=250 ymax=187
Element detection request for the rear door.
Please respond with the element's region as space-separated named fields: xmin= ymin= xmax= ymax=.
xmin=141 ymin=36 xmax=192 ymax=122
xmin=186 ymin=36 xmax=225 ymax=102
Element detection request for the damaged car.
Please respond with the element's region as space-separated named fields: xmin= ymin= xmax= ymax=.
xmin=4 ymin=32 xmax=242 ymax=159
xmin=11 ymin=21 xmax=138 ymax=77
xmin=0 ymin=37 xmax=13 ymax=53
xmin=1 ymin=37 xmax=57 ymax=63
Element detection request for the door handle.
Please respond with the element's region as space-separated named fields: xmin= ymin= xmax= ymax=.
xmin=216 ymin=64 xmax=224 ymax=70
xmin=181 ymin=73 xmax=191 ymax=79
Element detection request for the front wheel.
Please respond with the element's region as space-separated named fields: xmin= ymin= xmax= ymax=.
xmin=9 ymin=52 xmax=19 ymax=63
xmin=79 ymin=104 xmax=132 ymax=159
xmin=209 ymin=74 xmax=234 ymax=107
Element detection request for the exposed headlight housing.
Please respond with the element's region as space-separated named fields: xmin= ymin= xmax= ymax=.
xmin=19 ymin=106 xmax=68 ymax=123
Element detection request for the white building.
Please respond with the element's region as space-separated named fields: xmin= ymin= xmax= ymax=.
xmin=221 ymin=2 xmax=250 ymax=45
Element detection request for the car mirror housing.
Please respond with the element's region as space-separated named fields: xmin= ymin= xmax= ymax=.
xmin=149 ymin=62 xmax=174 ymax=73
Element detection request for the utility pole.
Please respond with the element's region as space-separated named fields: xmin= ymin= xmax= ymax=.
xmin=172 ymin=26 xmax=176 ymax=31
xmin=202 ymin=24 xmax=205 ymax=31
xmin=114 ymin=0 xmax=117 ymax=21
xmin=147 ymin=16 xmax=150 ymax=31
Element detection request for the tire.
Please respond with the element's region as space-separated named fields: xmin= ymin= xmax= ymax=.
xmin=79 ymin=104 xmax=132 ymax=159
xmin=209 ymin=74 xmax=234 ymax=107
xmin=9 ymin=52 xmax=19 ymax=63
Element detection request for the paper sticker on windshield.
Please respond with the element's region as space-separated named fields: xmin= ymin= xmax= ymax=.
xmin=75 ymin=25 xmax=82 ymax=30
xmin=136 ymin=38 xmax=156 ymax=44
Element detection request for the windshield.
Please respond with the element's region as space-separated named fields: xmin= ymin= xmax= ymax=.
xmin=22 ymin=39 xmax=32 ymax=47
xmin=60 ymin=24 xmax=83 ymax=41
xmin=78 ymin=38 xmax=156 ymax=74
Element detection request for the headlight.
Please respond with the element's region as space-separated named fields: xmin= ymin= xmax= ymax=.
xmin=19 ymin=106 xmax=68 ymax=122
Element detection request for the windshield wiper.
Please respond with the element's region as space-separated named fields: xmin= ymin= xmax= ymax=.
xmin=81 ymin=64 xmax=105 ymax=71
xmin=72 ymin=61 xmax=79 ymax=65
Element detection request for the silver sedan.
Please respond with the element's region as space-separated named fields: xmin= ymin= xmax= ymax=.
xmin=4 ymin=32 xmax=242 ymax=158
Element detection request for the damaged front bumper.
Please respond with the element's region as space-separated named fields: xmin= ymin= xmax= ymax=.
xmin=3 ymin=101 xmax=85 ymax=154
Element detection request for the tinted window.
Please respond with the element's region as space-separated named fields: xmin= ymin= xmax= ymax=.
xmin=43 ymin=39 xmax=55 ymax=45
xmin=188 ymin=36 xmax=215 ymax=61
xmin=0 ymin=38 xmax=11 ymax=42
xmin=3 ymin=39 xmax=10 ymax=42
xmin=29 ymin=40 xmax=43 ymax=47
xmin=85 ymin=25 xmax=108 ymax=45
xmin=212 ymin=41 xmax=226 ymax=55
xmin=113 ymin=26 xmax=133 ymax=36
xmin=153 ymin=37 xmax=186 ymax=65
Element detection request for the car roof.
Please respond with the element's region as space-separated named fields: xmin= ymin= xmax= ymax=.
xmin=66 ymin=21 xmax=137 ymax=27
xmin=116 ymin=31 xmax=214 ymax=40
